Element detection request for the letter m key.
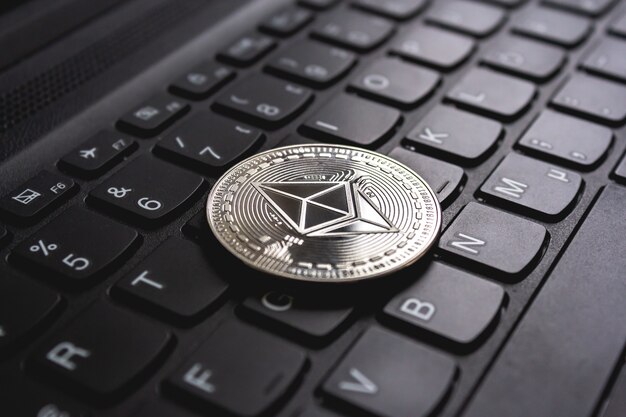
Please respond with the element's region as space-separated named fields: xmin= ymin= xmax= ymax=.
xmin=493 ymin=177 xmax=528 ymax=199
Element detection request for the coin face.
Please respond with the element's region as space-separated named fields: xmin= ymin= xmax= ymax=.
xmin=207 ymin=144 xmax=441 ymax=282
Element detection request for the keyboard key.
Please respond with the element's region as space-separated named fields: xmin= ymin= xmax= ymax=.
xmin=118 ymin=94 xmax=189 ymax=138
xmin=260 ymin=7 xmax=313 ymax=37
xmin=388 ymin=147 xmax=465 ymax=207
xmin=425 ymin=0 xmax=505 ymax=37
xmin=390 ymin=26 xmax=475 ymax=70
xmin=481 ymin=153 xmax=582 ymax=220
xmin=59 ymin=131 xmax=136 ymax=178
xmin=90 ymin=156 xmax=204 ymax=224
xmin=217 ymin=33 xmax=276 ymax=67
xmin=322 ymin=327 xmax=456 ymax=417
xmin=12 ymin=207 xmax=138 ymax=283
xmin=302 ymin=94 xmax=400 ymax=147
xmin=299 ymin=0 xmax=339 ymax=10
xmin=609 ymin=12 xmax=626 ymax=37
xmin=155 ymin=112 xmax=263 ymax=171
xmin=446 ymin=68 xmax=536 ymax=120
xmin=518 ymin=110 xmax=612 ymax=168
xmin=5 ymin=378 xmax=89 ymax=417
xmin=551 ymin=74 xmax=626 ymax=125
xmin=352 ymin=0 xmax=427 ymax=20
xmin=463 ymin=184 xmax=626 ymax=417
xmin=581 ymin=38 xmax=626 ymax=83
xmin=166 ymin=321 xmax=306 ymax=416
xmin=214 ymin=74 xmax=313 ymax=128
xmin=311 ymin=10 xmax=394 ymax=52
xmin=439 ymin=202 xmax=547 ymax=276
xmin=0 ymin=276 xmax=60 ymax=352
xmin=241 ymin=290 xmax=352 ymax=340
xmin=0 ymin=171 xmax=75 ymax=222
xmin=513 ymin=7 xmax=591 ymax=47
xmin=405 ymin=106 xmax=502 ymax=163
xmin=482 ymin=36 xmax=566 ymax=82
xmin=614 ymin=153 xmax=626 ymax=183
xmin=543 ymin=0 xmax=616 ymax=17
xmin=384 ymin=262 xmax=504 ymax=345
xmin=349 ymin=58 xmax=440 ymax=108
xmin=169 ymin=62 xmax=235 ymax=100
xmin=114 ymin=238 xmax=228 ymax=322
xmin=266 ymin=40 xmax=356 ymax=88
xmin=30 ymin=302 xmax=170 ymax=400
xmin=601 ymin=366 xmax=626 ymax=417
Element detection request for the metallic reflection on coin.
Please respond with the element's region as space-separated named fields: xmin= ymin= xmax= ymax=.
xmin=207 ymin=144 xmax=441 ymax=282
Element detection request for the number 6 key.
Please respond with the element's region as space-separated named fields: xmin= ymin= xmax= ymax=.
xmin=89 ymin=156 xmax=205 ymax=225
xmin=12 ymin=207 xmax=138 ymax=285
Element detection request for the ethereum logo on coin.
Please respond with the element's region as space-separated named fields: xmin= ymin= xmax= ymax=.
xmin=253 ymin=181 xmax=398 ymax=237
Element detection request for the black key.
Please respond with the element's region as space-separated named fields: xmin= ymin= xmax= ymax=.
xmin=217 ymin=33 xmax=276 ymax=67
xmin=609 ymin=12 xmax=626 ymax=37
xmin=425 ymin=0 xmax=505 ymax=37
xmin=349 ymin=58 xmax=440 ymax=108
xmin=384 ymin=262 xmax=504 ymax=345
xmin=482 ymin=36 xmax=566 ymax=82
xmin=155 ymin=112 xmax=263 ymax=171
xmin=30 ymin=302 xmax=170 ymax=400
xmin=12 ymin=207 xmax=138 ymax=283
xmin=166 ymin=321 xmax=306 ymax=416
xmin=322 ymin=327 xmax=456 ymax=417
xmin=446 ymin=68 xmax=536 ymax=120
xmin=302 ymin=94 xmax=400 ymax=147
xmin=439 ymin=202 xmax=547 ymax=276
xmin=388 ymin=147 xmax=465 ymax=207
xmin=169 ymin=62 xmax=235 ymax=100
xmin=0 ymin=171 xmax=75 ymax=222
xmin=90 ymin=156 xmax=204 ymax=224
xmin=299 ymin=0 xmax=339 ymax=10
xmin=614 ymin=153 xmax=626 ymax=183
xmin=543 ymin=0 xmax=616 ymax=17
xmin=241 ymin=290 xmax=352 ymax=340
xmin=117 ymin=94 xmax=189 ymax=137
xmin=299 ymin=407 xmax=342 ymax=417
xmin=390 ymin=26 xmax=475 ymax=70
xmin=405 ymin=106 xmax=502 ymax=163
xmin=260 ymin=7 xmax=313 ymax=37
xmin=0 ymin=276 xmax=60 ymax=352
xmin=463 ymin=184 xmax=626 ymax=417
xmin=518 ymin=110 xmax=612 ymax=168
xmin=214 ymin=74 xmax=313 ymax=128
xmin=311 ymin=10 xmax=394 ymax=52
xmin=114 ymin=238 xmax=228 ymax=321
xmin=352 ymin=0 xmax=427 ymax=20
xmin=512 ymin=7 xmax=591 ymax=47
xmin=551 ymin=74 xmax=626 ymax=125
xmin=581 ymin=38 xmax=626 ymax=83
xmin=4 ymin=378 xmax=89 ymax=417
xmin=59 ymin=131 xmax=136 ymax=178
xmin=480 ymin=153 xmax=582 ymax=220
xmin=266 ymin=40 xmax=356 ymax=88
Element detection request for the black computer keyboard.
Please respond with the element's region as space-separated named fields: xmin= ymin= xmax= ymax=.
xmin=1 ymin=0 xmax=626 ymax=416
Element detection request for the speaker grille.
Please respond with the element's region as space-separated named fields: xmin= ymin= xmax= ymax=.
xmin=0 ymin=0 xmax=205 ymax=133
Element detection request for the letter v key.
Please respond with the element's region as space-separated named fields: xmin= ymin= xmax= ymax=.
xmin=339 ymin=368 xmax=378 ymax=394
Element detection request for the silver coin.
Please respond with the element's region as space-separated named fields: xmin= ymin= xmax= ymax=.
xmin=206 ymin=144 xmax=441 ymax=282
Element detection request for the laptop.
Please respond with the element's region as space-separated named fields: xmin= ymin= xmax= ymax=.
xmin=0 ymin=0 xmax=625 ymax=416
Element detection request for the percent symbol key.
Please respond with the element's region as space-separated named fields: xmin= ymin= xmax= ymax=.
xmin=11 ymin=207 xmax=138 ymax=285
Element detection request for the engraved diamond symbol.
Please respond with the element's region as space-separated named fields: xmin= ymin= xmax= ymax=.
xmin=254 ymin=181 xmax=397 ymax=237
